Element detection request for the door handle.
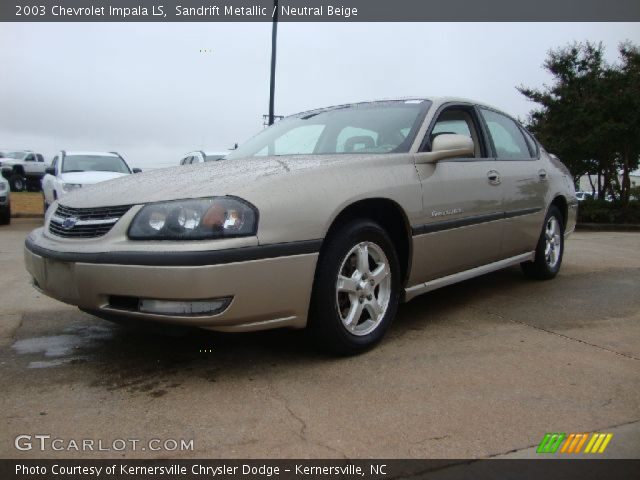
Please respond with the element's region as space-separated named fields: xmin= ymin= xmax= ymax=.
xmin=487 ymin=170 xmax=501 ymax=185
xmin=538 ymin=169 xmax=548 ymax=181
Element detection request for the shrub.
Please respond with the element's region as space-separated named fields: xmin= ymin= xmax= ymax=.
xmin=577 ymin=198 xmax=640 ymax=224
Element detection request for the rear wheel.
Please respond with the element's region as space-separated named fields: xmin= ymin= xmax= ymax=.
xmin=309 ymin=219 xmax=400 ymax=355
xmin=10 ymin=174 xmax=24 ymax=192
xmin=521 ymin=205 xmax=564 ymax=280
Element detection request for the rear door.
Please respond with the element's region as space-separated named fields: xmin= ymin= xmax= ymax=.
xmin=410 ymin=103 xmax=504 ymax=285
xmin=478 ymin=108 xmax=548 ymax=257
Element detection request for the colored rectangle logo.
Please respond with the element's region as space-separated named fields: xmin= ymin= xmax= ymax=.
xmin=537 ymin=432 xmax=613 ymax=454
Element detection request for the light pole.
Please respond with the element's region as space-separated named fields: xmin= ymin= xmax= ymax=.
xmin=268 ymin=0 xmax=279 ymax=126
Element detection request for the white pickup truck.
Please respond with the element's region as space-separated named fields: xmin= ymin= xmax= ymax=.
xmin=0 ymin=150 xmax=48 ymax=192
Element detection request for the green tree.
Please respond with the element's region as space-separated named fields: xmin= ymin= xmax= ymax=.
xmin=518 ymin=41 xmax=640 ymax=205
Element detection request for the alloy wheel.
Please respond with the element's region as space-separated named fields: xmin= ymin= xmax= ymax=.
xmin=544 ymin=216 xmax=562 ymax=268
xmin=335 ymin=241 xmax=391 ymax=336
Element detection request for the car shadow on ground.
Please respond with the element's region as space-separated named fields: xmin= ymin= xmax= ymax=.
xmin=7 ymin=266 xmax=529 ymax=390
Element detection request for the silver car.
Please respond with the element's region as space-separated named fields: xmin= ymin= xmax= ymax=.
xmin=24 ymin=98 xmax=577 ymax=354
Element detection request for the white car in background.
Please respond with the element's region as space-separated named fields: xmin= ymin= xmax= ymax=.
xmin=575 ymin=191 xmax=595 ymax=202
xmin=179 ymin=150 xmax=228 ymax=165
xmin=42 ymin=151 xmax=140 ymax=211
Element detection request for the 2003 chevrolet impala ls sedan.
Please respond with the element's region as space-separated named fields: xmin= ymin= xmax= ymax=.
xmin=25 ymin=98 xmax=577 ymax=354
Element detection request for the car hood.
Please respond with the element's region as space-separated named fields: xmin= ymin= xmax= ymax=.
xmin=59 ymin=156 xmax=361 ymax=208
xmin=59 ymin=171 xmax=129 ymax=185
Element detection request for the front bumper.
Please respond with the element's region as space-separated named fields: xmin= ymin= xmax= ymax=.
xmin=24 ymin=229 xmax=319 ymax=332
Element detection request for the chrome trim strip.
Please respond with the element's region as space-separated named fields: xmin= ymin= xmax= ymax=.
xmin=411 ymin=208 xmax=541 ymax=236
xmin=404 ymin=251 xmax=535 ymax=301
xmin=50 ymin=215 xmax=119 ymax=226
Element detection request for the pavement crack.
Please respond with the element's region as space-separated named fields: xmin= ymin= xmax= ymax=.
xmin=266 ymin=382 xmax=347 ymax=459
xmin=483 ymin=309 xmax=640 ymax=361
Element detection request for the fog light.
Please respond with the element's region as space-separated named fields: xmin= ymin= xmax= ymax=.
xmin=139 ymin=297 xmax=231 ymax=316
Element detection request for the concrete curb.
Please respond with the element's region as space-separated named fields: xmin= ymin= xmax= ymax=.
xmin=577 ymin=223 xmax=640 ymax=232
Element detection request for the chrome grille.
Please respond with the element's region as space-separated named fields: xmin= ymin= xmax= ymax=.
xmin=49 ymin=204 xmax=131 ymax=238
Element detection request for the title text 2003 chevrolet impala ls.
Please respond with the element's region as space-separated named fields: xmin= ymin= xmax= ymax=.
xmin=24 ymin=98 xmax=577 ymax=354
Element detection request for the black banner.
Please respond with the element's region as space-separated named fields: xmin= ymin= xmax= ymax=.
xmin=2 ymin=0 xmax=640 ymax=22
xmin=2 ymin=459 xmax=640 ymax=480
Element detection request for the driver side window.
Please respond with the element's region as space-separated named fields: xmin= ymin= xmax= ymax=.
xmin=426 ymin=108 xmax=483 ymax=158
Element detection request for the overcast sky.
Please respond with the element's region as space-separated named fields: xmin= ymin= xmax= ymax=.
xmin=1 ymin=22 xmax=639 ymax=168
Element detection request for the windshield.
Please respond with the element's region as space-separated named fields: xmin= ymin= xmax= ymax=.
xmin=226 ymin=100 xmax=430 ymax=160
xmin=3 ymin=151 xmax=28 ymax=160
xmin=62 ymin=155 xmax=131 ymax=174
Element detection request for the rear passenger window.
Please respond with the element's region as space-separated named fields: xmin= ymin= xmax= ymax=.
xmin=480 ymin=108 xmax=532 ymax=160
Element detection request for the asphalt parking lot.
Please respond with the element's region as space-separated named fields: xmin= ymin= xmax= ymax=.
xmin=1 ymin=218 xmax=639 ymax=459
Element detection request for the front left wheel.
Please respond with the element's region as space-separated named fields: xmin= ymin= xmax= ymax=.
xmin=309 ymin=219 xmax=401 ymax=355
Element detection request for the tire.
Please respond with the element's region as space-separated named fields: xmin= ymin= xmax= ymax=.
xmin=309 ymin=219 xmax=401 ymax=355
xmin=521 ymin=205 xmax=564 ymax=280
xmin=9 ymin=174 xmax=24 ymax=192
xmin=0 ymin=205 xmax=10 ymax=225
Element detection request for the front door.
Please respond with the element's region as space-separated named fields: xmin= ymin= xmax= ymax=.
xmin=409 ymin=104 xmax=504 ymax=286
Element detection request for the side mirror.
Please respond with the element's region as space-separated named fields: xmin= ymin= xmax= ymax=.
xmin=132 ymin=168 xmax=142 ymax=174
xmin=415 ymin=134 xmax=475 ymax=164
xmin=45 ymin=167 xmax=55 ymax=175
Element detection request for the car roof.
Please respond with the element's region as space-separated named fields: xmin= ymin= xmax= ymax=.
xmin=287 ymin=97 xmax=503 ymax=119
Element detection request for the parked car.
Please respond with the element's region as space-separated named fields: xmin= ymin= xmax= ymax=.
xmin=0 ymin=176 xmax=10 ymax=225
xmin=24 ymin=98 xmax=577 ymax=354
xmin=179 ymin=150 xmax=227 ymax=165
xmin=41 ymin=151 xmax=140 ymax=212
xmin=575 ymin=191 xmax=595 ymax=201
xmin=0 ymin=150 xmax=48 ymax=192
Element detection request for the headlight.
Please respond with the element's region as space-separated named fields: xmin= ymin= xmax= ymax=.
xmin=128 ymin=197 xmax=258 ymax=240
xmin=61 ymin=183 xmax=82 ymax=193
